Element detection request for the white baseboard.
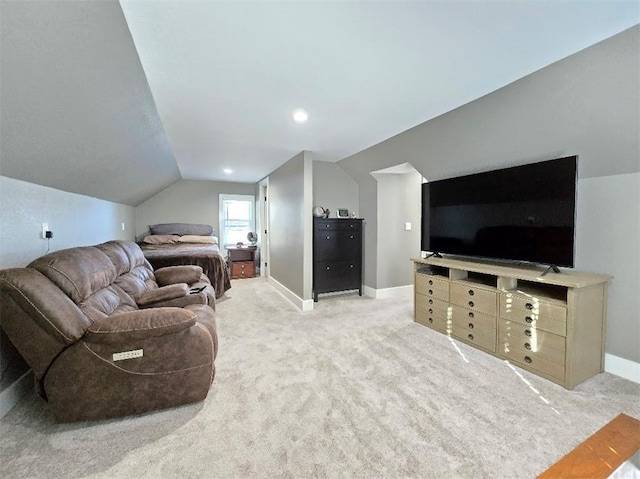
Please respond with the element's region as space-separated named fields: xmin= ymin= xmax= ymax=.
xmin=267 ymin=277 xmax=314 ymax=311
xmin=363 ymin=284 xmax=413 ymax=299
xmin=605 ymin=353 xmax=640 ymax=384
xmin=0 ymin=370 xmax=33 ymax=418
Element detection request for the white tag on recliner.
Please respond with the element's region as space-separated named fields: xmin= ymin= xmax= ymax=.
xmin=112 ymin=349 xmax=143 ymax=361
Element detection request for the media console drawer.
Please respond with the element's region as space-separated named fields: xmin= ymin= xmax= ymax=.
xmin=412 ymin=257 xmax=611 ymax=389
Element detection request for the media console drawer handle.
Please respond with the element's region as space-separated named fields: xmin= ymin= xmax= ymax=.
xmin=468 ymin=301 xmax=474 ymax=308
xmin=428 ymin=289 xmax=433 ymax=295
xmin=468 ymin=334 xmax=474 ymax=341
xmin=526 ymin=302 xmax=534 ymax=310
xmin=468 ymin=289 xmax=474 ymax=296
xmin=428 ymin=318 xmax=433 ymax=324
xmin=468 ymin=323 xmax=474 ymax=329
xmin=525 ymin=343 xmax=532 ymax=350
xmin=525 ymin=316 xmax=533 ymax=324
xmin=524 ymin=356 xmax=533 ymax=363
xmin=428 ymin=280 xmax=433 ymax=285
xmin=525 ymin=329 xmax=532 ymax=337
xmin=468 ymin=312 xmax=474 ymax=318
xmin=428 ymin=308 xmax=433 ymax=314
xmin=428 ymin=299 xmax=433 ymax=305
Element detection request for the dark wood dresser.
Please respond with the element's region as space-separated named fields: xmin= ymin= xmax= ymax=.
xmin=313 ymin=218 xmax=363 ymax=301
xmin=227 ymin=246 xmax=257 ymax=279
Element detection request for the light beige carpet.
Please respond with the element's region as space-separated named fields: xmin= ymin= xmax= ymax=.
xmin=1 ymin=277 xmax=639 ymax=478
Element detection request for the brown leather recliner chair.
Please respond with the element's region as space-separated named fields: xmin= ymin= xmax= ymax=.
xmin=0 ymin=240 xmax=217 ymax=422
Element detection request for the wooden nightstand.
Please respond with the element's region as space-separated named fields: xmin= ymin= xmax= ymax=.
xmin=227 ymin=246 xmax=258 ymax=279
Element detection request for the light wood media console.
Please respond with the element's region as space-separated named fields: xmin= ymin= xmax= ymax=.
xmin=412 ymin=256 xmax=613 ymax=389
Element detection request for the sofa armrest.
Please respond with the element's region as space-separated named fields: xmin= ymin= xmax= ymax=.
xmin=154 ymin=266 xmax=204 ymax=286
xmin=84 ymin=307 xmax=196 ymax=344
xmin=137 ymin=283 xmax=189 ymax=307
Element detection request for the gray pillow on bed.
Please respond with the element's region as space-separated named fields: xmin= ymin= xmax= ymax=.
xmin=149 ymin=223 xmax=214 ymax=236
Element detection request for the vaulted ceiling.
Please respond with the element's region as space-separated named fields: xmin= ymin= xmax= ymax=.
xmin=1 ymin=1 xmax=638 ymax=205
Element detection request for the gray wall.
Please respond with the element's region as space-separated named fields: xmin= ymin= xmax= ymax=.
xmin=373 ymin=171 xmax=422 ymax=289
xmin=0 ymin=176 xmax=135 ymax=269
xmin=267 ymin=152 xmax=313 ymax=301
xmin=0 ymin=175 xmax=136 ymax=413
xmin=0 ymin=0 xmax=180 ymax=206
xmin=312 ymin=161 xmax=359 ymax=219
xmin=338 ymin=26 xmax=639 ymax=363
xmin=135 ymin=179 xmax=257 ymax=240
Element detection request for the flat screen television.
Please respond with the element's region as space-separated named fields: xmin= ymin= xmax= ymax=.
xmin=421 ymin=156 xmax=577 ymax=267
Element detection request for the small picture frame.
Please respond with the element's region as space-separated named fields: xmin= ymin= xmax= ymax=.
xmin=336 ymin=208 xmax=349 ymax=218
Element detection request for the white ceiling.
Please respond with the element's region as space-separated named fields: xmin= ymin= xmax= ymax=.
xmin=120 ymin=1 xmax=639 ymax=184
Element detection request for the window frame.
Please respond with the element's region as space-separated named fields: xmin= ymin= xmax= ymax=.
xmin=219 ymin=194 xmax=256 ymax=248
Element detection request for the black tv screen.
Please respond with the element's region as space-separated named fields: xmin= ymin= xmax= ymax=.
xmin=421 ymin=156 xmax=577 ymax=267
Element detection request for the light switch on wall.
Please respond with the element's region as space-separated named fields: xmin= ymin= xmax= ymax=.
xmin=405 ymin=222 xmax=412 ymax=231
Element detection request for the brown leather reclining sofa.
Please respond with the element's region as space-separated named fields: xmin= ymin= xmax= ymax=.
xmin=0 ymin=240 xmax=218 ymax=422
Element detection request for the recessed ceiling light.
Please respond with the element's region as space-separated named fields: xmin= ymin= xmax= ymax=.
xmin=292 ymin=109 xmax=308 ymax=124
xmin=224 ymin=168 xmax=233 ymax=174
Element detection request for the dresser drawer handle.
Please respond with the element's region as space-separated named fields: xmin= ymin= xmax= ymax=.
xmin=350 ymin=264 xmax=354 ymax=268
xmin=468 ymin=334 xmax=474 ymax=341
xmin=525 ymin=316 xmax=533 ymax=324
xmin=428 ymin=299 xmax=433 ymax=305
xmin=428 ymin=280 xmax=433 ymax=285
xmin=468 ymin=312 xmax=474 ymax=318
xmin=468 ymin=289 xmax=474 ymax=296
xmin=428 ymin=308 xmax=433 ymax=314
xmin=428 ymin=317 xmax=433 ymax=324
xmin=524 ymin=343 xmax=532 ymax=350
xmin=468 ymin=301 xmax=474 ymax=308
xmin=326 ymin=266 xmax=330 ymax=270
xmin=326 ymin=235 xmax=331 ymax=240
xmin=349 ymin=235 xmax=354 ymax=239
xmin=468 ymin=323 xmax=474 ymax=329
xmin=524 ymin=356 xmax=533 ymax=364
xmin=524 ymin=329 xmax=532 ymax=337
xmin=350 ymin=224 xmax=354 ymax=228
xmin=526 ymin=302 xmax=534 ymax=310
xmin=428 ymin=289 xmax=433 ymax=295
xmin=325 ymin=224 xmax=330 ymax=228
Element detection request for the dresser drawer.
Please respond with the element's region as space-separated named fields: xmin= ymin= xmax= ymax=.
xmin=231 ymin=261 xmax=255 ymax=279
xmin=498 ymin=320 xmax=566 ymax=380
xmin=415 ymin=296 xmax=451 ymax=334
xmin=450 ymin=282 xmax=497 ymax=315
xmin=314 ymin=260 xmax=360 ymax=293
xmin=500 ymin=293 xmax=567 ymax=336
xmin=314 ymin=220 xmax=361 ymax=231
xmin=450 ymin=304 xmax=496 ymax=333
xmin=451 ymin=322 xmax=496 ymax=352
xmin=415 ymin=274 xmax=449 ymax=295
xmin=314 ymin=231 xmax=361 ymax=261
